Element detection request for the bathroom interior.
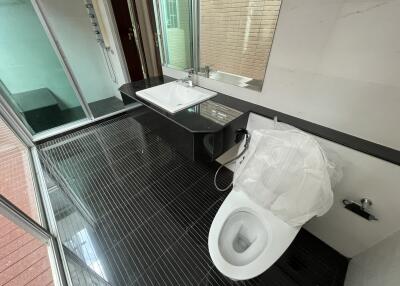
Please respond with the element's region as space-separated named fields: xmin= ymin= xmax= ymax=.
xmin=0 ymin=0 xmax=399 ymax=285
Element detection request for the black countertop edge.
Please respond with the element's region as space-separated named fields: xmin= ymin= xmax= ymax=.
xmin=120 ymin=76 xmax=400 ymax=166
xmin=120 ymin=76 xmax=243 ymax=134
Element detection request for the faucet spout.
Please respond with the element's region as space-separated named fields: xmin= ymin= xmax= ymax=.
xmin=179 ymin=68 xmax=195 ymax=87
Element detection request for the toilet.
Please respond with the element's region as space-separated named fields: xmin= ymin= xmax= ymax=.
xmin=208 ymin=190 xmax=300 ymax=281
xmin=208 ymin=124 xmax=334 ymax=281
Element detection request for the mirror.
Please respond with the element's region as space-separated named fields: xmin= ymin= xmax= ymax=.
xmin=153 ymin=0 xmax=282 ymax=91
xmin=154 ymin=0 xmax=193 ymax=70
xmin=198 ymin=0 xmax=281 ymax=91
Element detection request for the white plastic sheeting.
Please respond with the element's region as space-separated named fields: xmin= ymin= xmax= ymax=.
xmin=233 ymin=126 xmax=334 ymax=226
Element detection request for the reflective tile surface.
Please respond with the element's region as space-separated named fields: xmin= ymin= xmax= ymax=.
xmin=38 ymin=107 xmax=348 ymax=286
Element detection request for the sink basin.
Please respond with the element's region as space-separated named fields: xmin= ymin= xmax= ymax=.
xmin=136 ymin=81 xmax=217 ymax=113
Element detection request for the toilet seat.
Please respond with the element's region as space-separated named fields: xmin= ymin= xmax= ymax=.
xmin=208 ymin=190 xmax=300 ymax=280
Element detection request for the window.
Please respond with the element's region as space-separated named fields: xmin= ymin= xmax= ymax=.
xmin=166 ymin=0 xmax=178 ymax=28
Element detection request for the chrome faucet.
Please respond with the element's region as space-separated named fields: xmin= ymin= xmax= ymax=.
xmin=197 ymin=65 xmax=212 ymax=78
xmin=179 ymin=68 xmax=195 ymax=87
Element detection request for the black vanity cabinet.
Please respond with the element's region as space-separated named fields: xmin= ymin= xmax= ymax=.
xmin=120 ymin=77 xmax=249 ymax=163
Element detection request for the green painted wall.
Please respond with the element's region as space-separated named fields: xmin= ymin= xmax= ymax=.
xmin=0 ymin=0 xmax=80 ymax=109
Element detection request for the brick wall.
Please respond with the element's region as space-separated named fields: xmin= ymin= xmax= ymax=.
xmin=200 ymin=0 xmax=281 ymax=80
xmin=0 ymin=119 xmax=38 ymax=222
xmin=0 ymin=118 xmax=53 ymax=285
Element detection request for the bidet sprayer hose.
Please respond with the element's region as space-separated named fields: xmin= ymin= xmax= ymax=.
xmin=214 ymin=129 xmax=251 ymax=192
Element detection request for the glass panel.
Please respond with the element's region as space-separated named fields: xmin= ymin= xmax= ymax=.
xmin=44 ymin=176 xmax=112 ymax=285
xmin=159 ymin=0 xmax=193 ymax=70
xmin=39 ymin=0 xmax=128 ymax=118
xmin=0 ymin=0 xmax=86 ymax=134
xmin=65 ymin=247 xmax=111 ymax=286
xmin=199 ymin=0 xmax=281 ymax=91
xmin=0 ymin=117 xmax=41 ymax=224
xmin=0 ymin=214 xmax=54 ymax=286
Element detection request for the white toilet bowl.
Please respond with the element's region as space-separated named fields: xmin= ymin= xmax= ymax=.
xmin=208 ymin=190 xmax=300 ymax=281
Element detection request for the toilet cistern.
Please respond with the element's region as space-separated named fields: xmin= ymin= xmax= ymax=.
xmin=208 ymin=127 xmax=335 ymax=281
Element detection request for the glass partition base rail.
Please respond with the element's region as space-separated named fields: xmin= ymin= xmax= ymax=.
xmin=31 ymin=102 xmax=142 ymax=143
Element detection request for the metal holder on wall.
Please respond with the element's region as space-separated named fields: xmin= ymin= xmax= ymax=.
xmin=343 ymin=198 xmax=378 ymax=221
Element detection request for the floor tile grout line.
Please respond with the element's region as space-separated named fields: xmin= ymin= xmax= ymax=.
xmin=89 ymin=160 xmax=219 ymax=284
xmin=51 ymin=130 xmax=191 ymax=223
xmin=63 ymin=138 xmax=171 ymax=201
xmin=103 ymin=172 xmax=231 ymax=284
xmin=44 ymin=132 xmax=180 ymax=206
xmin=42 ymin=146 xmax=110 ymax=283
xmin=40 ymin=115 xmax=151 ymax=154
xmin=38 ymin=112 xmax=140 ymax=149
xmin=57 ymin=127 xmax=209 ymax=206
xmin=44 ymin=123 xmax=178 ymax=286
xmin=95 ymin=159 xmax=186 ymax=222
xmin=131 ymin=196 xmax=226 ymax=284
xmin=37 ymin=112 xmax=236 ymax=286
xmin=42 ymin=129 xmax=161 ymax=183
xmin=48 ymin=136 xmax=227 ymax=262
xmin=102 ymin=170 xmax=212 ymax=255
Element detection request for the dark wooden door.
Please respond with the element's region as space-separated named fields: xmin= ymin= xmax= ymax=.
xmin=110 ymin=0 xmax=144 ymax=81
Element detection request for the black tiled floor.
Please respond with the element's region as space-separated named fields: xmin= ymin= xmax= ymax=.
xmin=38 ymin=107 xmax=348 ymax=286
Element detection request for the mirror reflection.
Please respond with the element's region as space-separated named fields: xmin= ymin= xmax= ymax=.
xmin=154 ymin=0 xmax=282 ymax=91
xmin=155 ymin=0 xmax=193 ymax=70
xmin=199 ymin=0 xmax=281 ymax=90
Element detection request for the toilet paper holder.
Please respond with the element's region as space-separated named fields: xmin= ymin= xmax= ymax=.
xmin=342 ymin=198 xmax=378 ymax=221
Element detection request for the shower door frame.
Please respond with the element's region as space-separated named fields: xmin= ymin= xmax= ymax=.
xmin=31 ymin=0 xmax=94 ymax=121
xmin=0 ymin=2 xmax=142 ymax=284
xmin=0 ymin=0 xmax=142 ymax=143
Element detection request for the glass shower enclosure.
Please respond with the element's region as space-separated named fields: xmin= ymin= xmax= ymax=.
xmin=0 ymin=0 xmax=88 ymax=136
xmin=0 ymin=0 xmax=138 ymax=142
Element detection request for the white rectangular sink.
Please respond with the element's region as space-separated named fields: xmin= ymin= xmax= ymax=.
xmin=136 ymin=81 xmax=217 ymax=114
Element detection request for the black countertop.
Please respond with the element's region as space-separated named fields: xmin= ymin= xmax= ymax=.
xmin=119 ymin=76 xmax=251 ymax=133
xmin=120 ymin=76 xmax=400 ymax=166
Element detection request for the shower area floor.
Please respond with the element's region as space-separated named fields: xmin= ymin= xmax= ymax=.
xmin=37 ymin=107 xmax=348 ymax=286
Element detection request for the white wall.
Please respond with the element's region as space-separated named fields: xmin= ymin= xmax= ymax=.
xmin=163 ymin=0 xmax=400 ymax=257
xmin=345 ymin=229 xmax=400 ymax=285
xmin=162 ymin=0 xmax=400 ymax=258
xmin=236 ymin=113 xmax=400 ymax=258
xmin=166 ymin=0 xmax=400 ymax=151
xmin=95 ymin=0 xmax=130 ymax=84
xmin=38 ymin=0 xmax=127 ymax=103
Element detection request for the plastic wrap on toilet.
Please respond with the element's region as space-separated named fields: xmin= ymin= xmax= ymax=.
xmin=232 ymin=127 xmax=334 ymax=227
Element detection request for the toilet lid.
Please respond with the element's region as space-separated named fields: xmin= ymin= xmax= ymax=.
xmin=208 ymin=190 xmax=300 ymax=280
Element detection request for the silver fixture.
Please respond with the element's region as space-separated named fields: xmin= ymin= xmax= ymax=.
xmin=360 ymin=198 xmax=372 ymax=210
xmin=214 ymin=129 xmax=251 ymax=192
xmin=343 ymin=198 xmax=378 ymax=221
xmin=83 ymin=0 xmax=117 ymax=83
xmin=179 ymin=68 xmax=195 ymax=87
xmin=199 ymin=65 xmax=212 ymax=78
